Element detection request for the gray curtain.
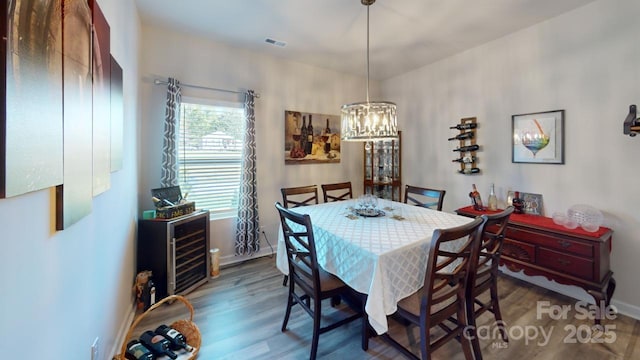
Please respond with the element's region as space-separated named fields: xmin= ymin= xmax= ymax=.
xmin=235 ymin=90 xmax=260 ymax=255
xmin=161 ymin=78 xmax=181 ymax=187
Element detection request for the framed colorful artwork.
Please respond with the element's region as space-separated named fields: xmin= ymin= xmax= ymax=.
xmin=512 ymin=110 xmax=564 ymax=164
xmin=284 ymin=110 xmax=341 ymax=164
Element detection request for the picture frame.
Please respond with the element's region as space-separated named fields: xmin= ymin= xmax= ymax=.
xmin=284 ymin=110 xmax=341 ymax=164
xmin=512 ymin=110 xmax=564 ymax=164
xmin=508 ymin=191 xmax=544 ymax=216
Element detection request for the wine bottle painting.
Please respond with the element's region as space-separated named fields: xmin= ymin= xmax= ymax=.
xmin=284 ymin=110 xmax=341 ymax=164
xmin=512 ymin=110 xmax=564 ymax=164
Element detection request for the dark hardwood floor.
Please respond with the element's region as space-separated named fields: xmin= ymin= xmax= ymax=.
xmin=128 ymin=256 xmax=640 ymax=359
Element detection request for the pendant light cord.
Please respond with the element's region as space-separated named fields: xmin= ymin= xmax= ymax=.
xmin=366 ymin=3 xmax=371 ymax=104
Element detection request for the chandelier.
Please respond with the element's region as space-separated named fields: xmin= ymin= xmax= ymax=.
xmin=341 ymin=0 xmax=398 ymax=142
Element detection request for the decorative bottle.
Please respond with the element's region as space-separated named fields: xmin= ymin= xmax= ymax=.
xmin=488 ymin=183 xmax=498 ymax=211
xmin=469 ymin=184 xmax=483 ymax=211
xmin=512 ymin=191 xmax=524 ymax=214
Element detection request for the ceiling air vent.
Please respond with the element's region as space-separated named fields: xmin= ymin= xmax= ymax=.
xmin=265 ymin=38 xmax=287 ymax=47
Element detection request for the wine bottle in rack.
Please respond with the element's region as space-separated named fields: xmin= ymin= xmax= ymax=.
xmin=447 ymin=132 xmax=475 ymax=141
xmin=449 ymin=123 xmax=478 ymax=130
xmin=125 ymin=340 xmax=154 ymax=360
xmin=155 ymin=324 xmax=194 ymax=352
xmin=140 ymin=330 xmax=178 ymax=359
xmin=453 ymin=144 xmax=479 ymax=152
xmin=458 ymin=167 xmax=480 ymax=174
xmin=452 ymin=156 xmax=476 ymax=163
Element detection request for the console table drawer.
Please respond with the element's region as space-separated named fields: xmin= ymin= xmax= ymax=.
xmin=538 ymin=248 xmax=593 ymax=280
xmin=506 ymin=227 xmax=593 ymax=257
xmin=503 ymin=238 xmax=536 ymax=263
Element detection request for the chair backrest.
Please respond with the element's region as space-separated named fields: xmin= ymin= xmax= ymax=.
xmin=275 ymin=202 xmax=321 ymax=295
xmin=476 ymin=206 xmax=514 ymax=273
xmin=321 ymin=182 xmax=353 ymax=203
xmin=281 ymin=185 xmax=319 ymax=208
xmin=421 ymin=216 xmax=486 ymax=317
xmin=404 ymin=185 xmax=446 ymax=211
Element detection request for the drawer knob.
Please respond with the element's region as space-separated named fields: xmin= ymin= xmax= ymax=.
xmin=558 ymin=240 xmax=571 ymax=248
xmin=557 ymin=258 xmax=571 ymax=266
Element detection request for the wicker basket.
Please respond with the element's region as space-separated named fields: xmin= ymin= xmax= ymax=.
xmin=115 ymin=295 xmax=201 ymax=360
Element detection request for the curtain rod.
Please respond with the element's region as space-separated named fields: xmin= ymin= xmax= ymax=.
xmin=153 ymin=79 xmax=260 ymax=98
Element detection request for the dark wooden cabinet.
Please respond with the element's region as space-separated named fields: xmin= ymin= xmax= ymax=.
xmin=456 ymin=206 xmax=615 ymax=324
xmin=137 ymin=210 xmax=210 ymax=300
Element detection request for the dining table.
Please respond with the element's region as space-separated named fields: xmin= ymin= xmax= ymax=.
xmin=276 ymin=198 xmax=475 ymax=335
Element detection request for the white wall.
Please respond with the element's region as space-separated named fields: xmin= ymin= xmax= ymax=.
xmin=0 ymin=1 xmax=141 ymax=359
xmin=138 ymin=25 xmax=372 ymax=263
xmin=382 ymin=0 xmax=640 ymax=316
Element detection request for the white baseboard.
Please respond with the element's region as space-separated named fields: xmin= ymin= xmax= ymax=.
xmin=500 ymin=266 xmax=640 ymax=321
xmin=109 ymin=301 xmax=137 ymax=359
xmin=219 ymin=247 xmax=276 ymax=267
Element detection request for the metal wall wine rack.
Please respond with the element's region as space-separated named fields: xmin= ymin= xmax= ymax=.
xmin=450 ymin=117 xmax=480 ymax=175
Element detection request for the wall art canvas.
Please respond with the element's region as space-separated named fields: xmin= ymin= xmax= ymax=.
xmin=284 ymin=110 xmax=340 ymax=164
xmin=110 ymin=55 xmax=124 ymax=172
xmin=512 ymin=110 xmax=564 ymax=164
xmin=89 ymin=0 xmax=111 ymax=195
xmin=56 ymin=0 xmax=94 ymax=229
xmin=2 ymin=0 xmax=64 ymax=198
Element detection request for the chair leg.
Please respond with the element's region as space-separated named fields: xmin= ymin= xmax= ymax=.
xmin=490 ymin=281 xmax=508 ymax=342
xmin=466 ymin=293 xmax=483 ymax=359
xmin=283 ymin=275 xmax=288 ymax=286
xmin=310 ymin=298 xmax=322 ymax=360
xmin=458 ymin=305 xmax=477 ymax=360
xmin=281 ymin=293 xmax=294 ymax=332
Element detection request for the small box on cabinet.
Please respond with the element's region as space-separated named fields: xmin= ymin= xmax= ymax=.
xmin=155 ymin=202 xmax=196 ymax=219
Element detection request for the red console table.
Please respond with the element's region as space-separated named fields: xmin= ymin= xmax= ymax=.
xmin=456 ymin=206 xmax=615 ymax=324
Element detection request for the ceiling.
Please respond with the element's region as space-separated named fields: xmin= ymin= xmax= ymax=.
xmin=134 ymin=0 xmax=597 ymax=80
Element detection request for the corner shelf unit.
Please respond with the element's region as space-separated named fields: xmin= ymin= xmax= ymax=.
xmin=363 ymin=131 xmax=402 ymax=201
xmin=450 ymin=117 xmax=480 ymax=175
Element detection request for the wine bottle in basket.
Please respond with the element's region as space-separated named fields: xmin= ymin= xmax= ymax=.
xmin=140 ymin=330 xmax=178 ymax=359
xmin=125 ymin=340 xmax=154 ymax=360
xmin=155 ymin=324 xmax=194 ymax=352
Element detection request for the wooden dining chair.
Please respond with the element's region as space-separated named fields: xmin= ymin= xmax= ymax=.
xmin=466 ymin=206 xmax=514 ymax=359
xmin=281 ymin=185 xmax=319 ymax=209
xmin=275 ymin=202 xmax=362 ymax=360
xmin=379 ymin=216 xmax=486 ymax=360
xmin=280 ymin=185 xmax=319 ymax=286
xmin=404 ymin=185 xmax=446 ymax=211
xmin=321 ymin=181 xmax=353 ymax=202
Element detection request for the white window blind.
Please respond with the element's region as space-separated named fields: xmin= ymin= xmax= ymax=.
xmin=178 ymin=99 xmax=245 ymax=218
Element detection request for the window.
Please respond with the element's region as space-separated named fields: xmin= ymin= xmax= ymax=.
xmin=178 ymin=98 xmax=245 ymax=219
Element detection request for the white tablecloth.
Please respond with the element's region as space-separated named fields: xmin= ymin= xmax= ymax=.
xmin=276 ymin=199 xmax=474 ymax=335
